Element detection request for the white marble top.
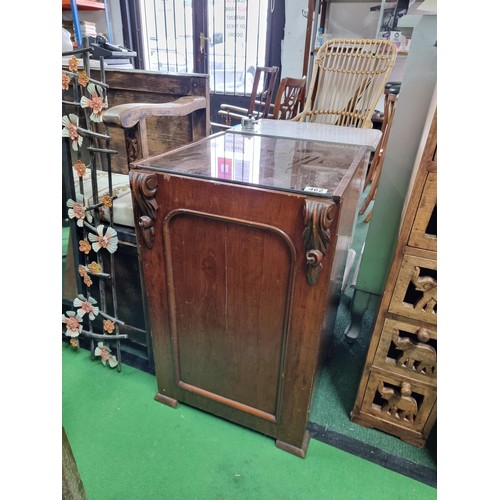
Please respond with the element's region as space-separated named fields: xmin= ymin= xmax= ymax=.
xmin=228 ymin=119 xmax=381 ymax=151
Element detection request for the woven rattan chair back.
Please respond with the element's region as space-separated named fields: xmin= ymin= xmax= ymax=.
xmin=294 ymin=39 xmax=398 ymax=128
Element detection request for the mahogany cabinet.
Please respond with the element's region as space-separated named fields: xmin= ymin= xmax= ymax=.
xmin=130 ymin=129 xmax=369 ymax=457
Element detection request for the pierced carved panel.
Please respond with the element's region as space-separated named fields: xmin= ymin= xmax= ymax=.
xmin=302 ymin=200 xmax=336 ymax=285
xmin=361 ymin=372 xmax=436 ymax=431
xmin=408 ymin=171 xmax=437 ymax=251
xmin=374 ymin=319 xmax=437 ymax=383
xmin=376 ymin=380 xmax=419 ymax=424
xmin=389 ymin=254 xmax=437 ymax=324
xmin=130 ymin=172 xmax=159 ymax=249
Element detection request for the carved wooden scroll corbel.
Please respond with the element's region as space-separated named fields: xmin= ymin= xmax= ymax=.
xmin=130 ymin=172 xmax=158 ymax=249
xmin=302 ymin=200 xmax=335 ymax=286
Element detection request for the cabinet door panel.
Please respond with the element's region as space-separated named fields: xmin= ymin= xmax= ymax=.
xmin=164 ymin=211 xmax=296 ymax=420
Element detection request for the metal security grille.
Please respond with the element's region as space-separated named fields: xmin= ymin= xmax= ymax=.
xmin=207 ymin=0 xmax=268 ymax=95
xmin=139 ymin=0 xmax=269 ymax=95
xmin=140 ymin=0 xmax=194 ymax=73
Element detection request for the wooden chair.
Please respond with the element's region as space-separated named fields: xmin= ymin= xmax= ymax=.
xmin=293 ymin=38 xmax=397 ymax=128
xmin=359 ymin=82 xmax=401 ymax=222
xmin=270 ymin=76 xmax=307 ymax=120
xmin=216 ymin=65 xmax=279 ymax=127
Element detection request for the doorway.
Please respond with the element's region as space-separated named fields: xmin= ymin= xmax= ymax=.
xmin=127 ymin=0 xmax=284 ymax=123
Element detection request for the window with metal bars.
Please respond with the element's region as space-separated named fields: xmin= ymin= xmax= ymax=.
xmin=140 ymin=0 xmax=194 ymax=73
xmin=137 ymin=0 xmax=270 ymax=96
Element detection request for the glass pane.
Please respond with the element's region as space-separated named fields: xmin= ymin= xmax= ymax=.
xmin=140 ymin=0 xmax=194 ymax=73
xmin=208 ymin=0 xmax=269 ymax=95
xmin=137 ymin=133 xmax=363 ymax=197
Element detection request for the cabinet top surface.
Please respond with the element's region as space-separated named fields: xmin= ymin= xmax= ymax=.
xmin=136 ymin=132 xmax=367 ymax=199
xmin=231 ymin=119 xmax=381 ymax=151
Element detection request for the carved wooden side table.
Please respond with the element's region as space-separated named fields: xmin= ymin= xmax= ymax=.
xmin=130 ymin=128 xmax=371 ymax=457
xmin=351 ymin=110 xmax=437 ymax=447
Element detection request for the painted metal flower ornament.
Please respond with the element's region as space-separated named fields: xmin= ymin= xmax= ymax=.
xmin=68 ymin=55 xmax=79 ymax=72
xmin=103 ymin=319 xmax=115 ymax=334
xmin=62 ymin=72 xmax=71 ymax=91
xmin=67 ymin=193 xmax=93 ymax=227
xmin=100 ymin=194 xmax=113 ymax=208
xmin=79 ymin=239 xmax=92 ymax=255
xmin=80 ymin=83 xmax=108 ymax=122
xmin=95 ymin=342 xmax=118 ymax=368
xmin=77 ymin=70 xmax=90 ymax=87
xmin=73 ymin=160 xmax=87 ymax=178
xmin=62 ymin=114 xmax=83 ymax=151
xmin=87 ymin=261 xmax=102 ymax=274
xmin=78 ymin=265 xmax=92 ymax=287
xmin=88 ymin=224 xmax=118 ymax=253
xmin=62 ymin=311 xmax=83 ymax=338
xmin=73 ymin=294 xmax=99 ymax=320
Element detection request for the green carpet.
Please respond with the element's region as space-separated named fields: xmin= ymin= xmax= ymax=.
xmin=62 ymin=345 xmax=436 ymax=500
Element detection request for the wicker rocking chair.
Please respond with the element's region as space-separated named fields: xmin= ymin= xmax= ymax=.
xmin=293 ymin=38 xmax=398 ymax=128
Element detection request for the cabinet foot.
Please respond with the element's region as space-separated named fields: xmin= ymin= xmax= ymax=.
xmin=154 ymin=392 xmax=178 ymax=408
xmin=350 ymin=411 xmax=374 ymax=429
xmin=276 ymin=430 xmax=311 ymax=459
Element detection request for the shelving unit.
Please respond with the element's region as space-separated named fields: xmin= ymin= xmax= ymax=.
xmin=62 ymin=0 xmax=112 ymax=48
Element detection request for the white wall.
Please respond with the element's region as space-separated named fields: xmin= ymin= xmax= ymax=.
xmin=326 ymin=1 xmax=430 ymax=40
xmin=354 ymin=13 xmax=437 ymax=306
xmin=281 ymin=0 xmax=309 ymax=79
xmin=326 ymin=2 xmax=382 ymax=39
